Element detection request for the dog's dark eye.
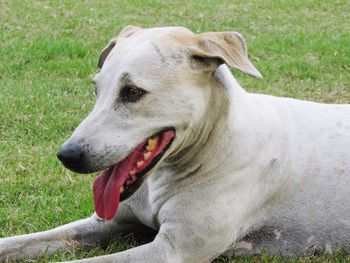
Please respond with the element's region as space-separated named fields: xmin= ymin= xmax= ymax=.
xmin=120 ymin=86 xmax=147 ymax=103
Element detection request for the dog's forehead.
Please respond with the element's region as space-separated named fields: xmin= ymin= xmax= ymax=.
xmin=97 ymin=27 xmax=198 ymax=87
xmin=147 ymin=26 xmax=197 ymax=44
xmin=141 ymin=27 xmax=201 ymax=57
xmin=134 ymin=26 xmax=197 ymax=45
xmin=121 ymin=28 xmax=196 ymax=59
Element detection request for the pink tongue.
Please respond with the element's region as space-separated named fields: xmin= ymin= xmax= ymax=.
xmin=93 ymin=130 xmax=175 ymax=220
xmin=93 ymin=143 xmax=144 ymax=220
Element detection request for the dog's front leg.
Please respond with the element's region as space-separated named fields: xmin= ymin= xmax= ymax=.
xmin=59 ymin=232 xmax=181 ymax=263
xmin=0 ymin=204 xmax=139 ymax=262
xmin=58 ymin=219 xmax=227 ymax=263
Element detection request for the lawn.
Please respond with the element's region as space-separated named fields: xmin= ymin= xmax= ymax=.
xmin=0 ymin=0 xmax=349 ymax=262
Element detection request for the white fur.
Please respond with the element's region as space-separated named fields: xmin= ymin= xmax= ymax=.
xmin=1 ymin=26 xmax=349 ymax=262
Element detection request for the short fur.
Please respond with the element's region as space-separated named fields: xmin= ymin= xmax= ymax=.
xmin=1 ymin=26 xmax=350 ymax=263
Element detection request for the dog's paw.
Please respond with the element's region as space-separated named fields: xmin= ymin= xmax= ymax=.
xmin=0 ymin=237 xmax=30 ymax=263
xmin=0 ymin=239 xmax=13 ymax=262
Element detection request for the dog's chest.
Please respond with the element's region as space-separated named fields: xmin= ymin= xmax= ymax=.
xmin=136 ymin=165 xmax=257 ymax=229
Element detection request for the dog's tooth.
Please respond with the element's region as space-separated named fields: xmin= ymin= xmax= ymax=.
xmin=146 ymin=137 xmax=158 ymax=151
xmin=144 ymin=151 xmax=152 ymax=161
xmin=130 ymin=169 xmax=136 ymax=175
xmin=120 ymin=186 xmax=125 ymax=193
xmin=137 ymin=160 xmax=144 ymax=168
xmin=146 ymin=145 xmax=152 ymax=152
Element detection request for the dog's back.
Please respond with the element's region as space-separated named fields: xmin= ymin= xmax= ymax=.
xmin=237 ymin=94 xmax=350 ymax=255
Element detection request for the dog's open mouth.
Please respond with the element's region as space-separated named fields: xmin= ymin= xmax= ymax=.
xmin=93 ymin=129 xmax=175 ymax=220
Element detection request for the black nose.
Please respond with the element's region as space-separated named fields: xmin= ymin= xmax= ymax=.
xmin=57 ymin=143 xmax=85 ymax=172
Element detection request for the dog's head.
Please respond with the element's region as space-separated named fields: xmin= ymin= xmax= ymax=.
xmin=57 ymin=26 xmax=261 ymax=220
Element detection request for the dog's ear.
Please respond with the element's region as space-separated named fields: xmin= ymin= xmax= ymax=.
xmin=98 ymin=37 xmax=118 ymax=68
xmin=98 ymin=25 xmax=141 ymax=68
xmin=191 ymin=32 xmax=262 ymax=78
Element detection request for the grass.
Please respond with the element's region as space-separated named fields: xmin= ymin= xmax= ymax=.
xmin=0 ymin=0 xmax=349 ymax=262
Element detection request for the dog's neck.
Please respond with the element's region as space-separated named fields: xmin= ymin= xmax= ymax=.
xmin=165 ymin=66 xmax=229 ymax=168
xmin=148 ymin=65 xmax=286 ymax=230
xmin=166 ymin=64 xmax=283 ymax=178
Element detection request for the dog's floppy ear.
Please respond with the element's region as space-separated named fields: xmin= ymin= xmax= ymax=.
xmin=192 ymin=32 xmax=262 ymax=78
xmin=98 ymin=25 xmax=141 ymax=68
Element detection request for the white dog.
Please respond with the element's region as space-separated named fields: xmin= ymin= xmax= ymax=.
xmin=1 ymin=25 xmax=350 ymax=263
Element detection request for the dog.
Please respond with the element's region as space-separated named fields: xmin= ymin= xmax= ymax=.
xmin=1 ymin=25 xmax=350 ymax=263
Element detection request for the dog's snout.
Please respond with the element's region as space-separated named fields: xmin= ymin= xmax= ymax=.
xmin=57 ymin=143 xmax=87 ymax=173
xmin=57 ymin=144 xmax=83 ymax=163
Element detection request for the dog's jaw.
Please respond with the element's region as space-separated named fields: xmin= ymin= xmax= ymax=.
xmin=93 ymin=129 xmax=175 ymax=220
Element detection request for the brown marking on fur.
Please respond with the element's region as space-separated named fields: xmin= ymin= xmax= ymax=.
xmin=233 ymin=241 xmax=253 ymax=250
xmin=159 ymin=28 xmax=261 ymax=77
xmin=165 ymin=28 xmax=199 ymax=46
xmin=337 ymin=168 xmax=346 ymax=176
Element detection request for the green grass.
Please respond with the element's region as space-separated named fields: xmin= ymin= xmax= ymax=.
xmin=0 ymin=0 xmax=349 ymax=262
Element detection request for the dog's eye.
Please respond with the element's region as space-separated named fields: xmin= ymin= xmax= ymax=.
xmin=120 ymin=86 xmax=147 ymax=103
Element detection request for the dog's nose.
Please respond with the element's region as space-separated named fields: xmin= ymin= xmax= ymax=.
xmin=57 ymin=143 xmax=85 ymax=171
